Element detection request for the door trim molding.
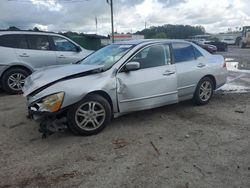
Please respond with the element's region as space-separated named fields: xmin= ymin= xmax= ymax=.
xmin=177 ymin=84 xmax=196 ymax=90
xmin=120 ymin=91 xmax=178 ymax=103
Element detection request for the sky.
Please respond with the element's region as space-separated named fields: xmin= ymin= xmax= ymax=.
xmin=0 ymin=0 xmax=250 ymax=35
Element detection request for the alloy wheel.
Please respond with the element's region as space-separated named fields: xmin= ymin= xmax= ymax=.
xmin=7 ymin=73 xmax=26 ymax=91
xmin=75 ymin=101 xmax=106 ymax=131
xmin=199 ymin=81 xmax=212 ymax=102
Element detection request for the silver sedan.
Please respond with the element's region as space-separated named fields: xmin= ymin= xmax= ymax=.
xmin=23 ymin=39 xmax=228 ymax=136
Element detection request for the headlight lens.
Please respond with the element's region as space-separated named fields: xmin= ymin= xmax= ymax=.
xmin=38 ymin=92 xmax=64 ymax=112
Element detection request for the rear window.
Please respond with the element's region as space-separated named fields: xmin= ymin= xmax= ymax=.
xmin=0 ymin=34 xmax=28 ymax=49
xmin=172 ymin=43 xmax=195 ymax=63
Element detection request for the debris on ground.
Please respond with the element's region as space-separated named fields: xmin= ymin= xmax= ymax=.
xmin=235 ymin=110 xmax=244 ymax=113
xmin=150 ymin=141 xmax=160 ymax=155
xmin=185 ymin=134 xmax=190 ymax=138
xmin=112 ymin=139 xmax=128 ymax=149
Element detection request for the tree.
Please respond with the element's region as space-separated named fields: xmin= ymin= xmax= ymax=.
xmin=33 ymin=27 xmax=40 ymax=31
xmin=135 ymin=24 xmax=206 ymax=39
xmin=153 ymin=32 xmax=167 ymax=38
xmin=7 ymin=26 xmax=20 ymax=31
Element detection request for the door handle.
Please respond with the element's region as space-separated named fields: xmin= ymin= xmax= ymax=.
xmin=163 ymin=70 xmax=175 ymax=76
xmin=197 ymin=63 xmax=206 ymax=68
xmin=58 ymin=55 xmax=66 ymax=58
xmin=19 ymin=53 xmax=29 ymax=57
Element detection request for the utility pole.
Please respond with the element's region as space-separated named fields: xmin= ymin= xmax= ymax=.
xmin=107 ymin=0 xmax=114 ymax=43
xmin=110 ymin=0 xmax=114 ymax=43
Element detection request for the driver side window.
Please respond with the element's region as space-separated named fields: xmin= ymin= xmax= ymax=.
xmin=130 ymin=44 xmax=170 ymax=69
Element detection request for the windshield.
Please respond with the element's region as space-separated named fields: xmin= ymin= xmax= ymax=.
xmin=80 ymin=44 xmax=134 ymax=70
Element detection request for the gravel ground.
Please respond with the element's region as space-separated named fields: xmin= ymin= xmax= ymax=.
xmin=0 ymin=46 xmax=250 ymax=188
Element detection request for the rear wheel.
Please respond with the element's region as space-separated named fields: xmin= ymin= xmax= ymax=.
xmin=193 ymin=77 xmax=214 ymax=105
xmin=1 ymin=68 xmax=30 ymax=94
xmin=239 ymin=40 xmax=246 ymax=48
xmin=67 ymin=94 xmax=112 ymax=136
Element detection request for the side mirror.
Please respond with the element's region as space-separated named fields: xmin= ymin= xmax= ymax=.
xmin=76 ymin=46 xmax=82 ymax=52
xmin=125 ymin=61 xmax=140 ymax=71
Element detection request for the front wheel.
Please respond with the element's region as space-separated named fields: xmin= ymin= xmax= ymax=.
xmin=193 ymin=77 xmax=214 ymax=105
xmin=67 ymin=94 xmax=112 ymax=136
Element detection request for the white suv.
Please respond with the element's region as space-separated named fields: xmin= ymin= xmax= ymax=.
xmin=0 ymin=31 xmax=92 ymax=94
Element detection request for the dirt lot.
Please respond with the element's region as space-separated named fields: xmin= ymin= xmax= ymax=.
xmin=1 ymin=46 xmax=250 ymax=188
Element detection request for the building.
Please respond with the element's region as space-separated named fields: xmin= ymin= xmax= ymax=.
xmin=101 ymin=33 xmax=144 ymax=46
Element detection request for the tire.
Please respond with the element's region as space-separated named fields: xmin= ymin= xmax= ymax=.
xmin=67 ymin=94 xmax=112 ymax=136
xmin=1 ymin=67 xmax=30 ymax=94
xmin=193 ymin=77 xmax=214 ymax=105
xmin=239 ymin=40 xmax=246 ymax=48
xmin=224 ymin=45 xmax=228 ymax=52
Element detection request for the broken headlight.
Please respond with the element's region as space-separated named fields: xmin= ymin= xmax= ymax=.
xmin=34 ymin=92 xmax=65 ymax=113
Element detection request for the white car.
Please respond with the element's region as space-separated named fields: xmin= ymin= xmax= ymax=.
xmin=221 ymin=38 xmax=235 ymax=45
xmin=0 ymin=31 xmax=92 ymax=94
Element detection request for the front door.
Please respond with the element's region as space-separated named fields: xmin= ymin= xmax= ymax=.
xmin=51 ymin=36 xmax=84 ymax=64
xmin=116 ymin=44 xmax=178 ymax=113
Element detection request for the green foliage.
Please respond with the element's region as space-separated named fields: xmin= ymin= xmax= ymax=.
xmin=135 ymin=24 xmax=206 ymax=39
xmin=6 ymin=26 xmax=20 ymax=31
xmin=154 ymin=32 xmax=167 ymax=38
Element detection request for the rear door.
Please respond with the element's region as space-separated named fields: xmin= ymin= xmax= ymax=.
xmin=15 ymin=34 xmax=56 ymax=69
xmin=172 ymin=43 xmax=207 ymax=99
xmin=117 ymin=44 xmax=178 ymax=113
xmin=51 ymin=36 xmax=84 ymax=64
xmin=0 ymin=34 xmax=25 ymax=65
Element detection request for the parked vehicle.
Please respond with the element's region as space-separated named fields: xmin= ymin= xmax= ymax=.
xmin=236 ymin=26 xmax=250 ymax=48
xmin=221 ymin=38 xmax=235 ymax=45
xmin=187 ymin=40 xmax=217 ymax=53
xmin=0 ymin=31 xmax=92 ymax=94
xmin=196 ymin=41 xmax=217 ymax=54
xmin=23 ymin=40 xmax=228 ymax=137
xmin=206 ymin=41 xmax=228 ymax=52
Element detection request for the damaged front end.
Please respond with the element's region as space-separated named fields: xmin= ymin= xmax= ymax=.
xmin=27 ymin=109 xmax=68 ymax=138
xmin=27 ymin=92 xmax=68 ymax=138
xmin=23 ymin=64 xmax=107 ymax=138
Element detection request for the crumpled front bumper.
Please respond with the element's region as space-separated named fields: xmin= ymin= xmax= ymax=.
xmin=27 ymin=107 xmax=68 ymax=138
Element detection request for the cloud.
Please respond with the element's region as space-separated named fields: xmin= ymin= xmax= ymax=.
xmin=0 ymin=0 xmax=249 ymax=35
xmin=157 ymin=0 xmax=187 ymax=7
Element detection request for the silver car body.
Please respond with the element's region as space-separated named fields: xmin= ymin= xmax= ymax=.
xmin=0 ymin=31 xmax=92 ymax=78
xmin=23 ymin=39 xmax=227 ymax=118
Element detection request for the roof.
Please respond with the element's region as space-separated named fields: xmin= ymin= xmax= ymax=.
xmin=114 ymin=39 xmax=191 ymax=45
xmin=0 ymin=30 xmax=62 ymax=36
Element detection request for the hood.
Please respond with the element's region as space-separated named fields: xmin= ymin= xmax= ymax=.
xmin=22 ymin=64 xmax=103 ymax=96
xmin=84 ymin=49 xmax=94 ymax=56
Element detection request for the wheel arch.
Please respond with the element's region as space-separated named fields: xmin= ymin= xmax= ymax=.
xmin=201 ymin=75 xmax=216 ymax=90
xmin=1 ymin=65 xmax=32 ymax=79
xmin=85 ymin=90 xmax=114 ymax=113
